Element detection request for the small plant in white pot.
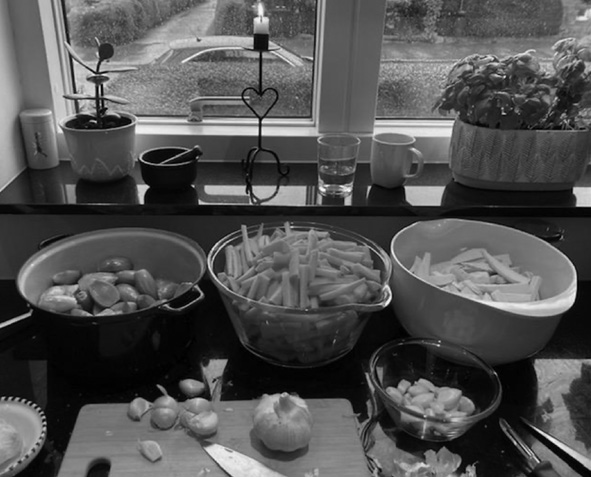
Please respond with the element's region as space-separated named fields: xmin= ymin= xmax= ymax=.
xmin=59 ymin=39 xmax=138 ymax=182
xmin=433 ymin=37 xmax=591 ymax=190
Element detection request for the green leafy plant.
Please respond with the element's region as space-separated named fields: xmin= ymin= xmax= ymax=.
xmin=433 ymin=37 xmax=591 ymax=130
xmin=63 ymin=38 xmax=137 ymax=129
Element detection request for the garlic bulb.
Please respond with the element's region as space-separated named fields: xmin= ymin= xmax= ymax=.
xmin=252 ymin=393 xmax=313 ymax=452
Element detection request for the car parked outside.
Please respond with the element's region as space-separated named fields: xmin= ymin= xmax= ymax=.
xmin=152 ymin=35 xmax=311 ymax=67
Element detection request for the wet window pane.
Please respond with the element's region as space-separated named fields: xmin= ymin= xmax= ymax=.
xmin=377 ymin=0 xmax=582 ymax=119
xmin=62 ymin=0 xmax=316 ymax=119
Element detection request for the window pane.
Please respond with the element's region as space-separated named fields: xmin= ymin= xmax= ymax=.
xmin=376 ymin=0 xmax=579 ymax=119
xmin=62 ymin=0 xmax=316 ymax=119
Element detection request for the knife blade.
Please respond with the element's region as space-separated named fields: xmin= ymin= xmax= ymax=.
xmin=499 ymin=418 xmax=562 ymax=477
xmin=201 ymin=441 xmax=289 ymax=477
xmin=520 ymin=417 xmax=591 ymax=472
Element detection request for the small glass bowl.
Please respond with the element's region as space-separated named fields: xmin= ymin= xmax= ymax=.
xmin=207 ymin=221 xmax=392 ymax=368
xmin=369 ymin=338 xmax=502 ymax=441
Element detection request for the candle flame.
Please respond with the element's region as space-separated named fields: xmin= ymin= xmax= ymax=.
xmin=257 ymin=2 xmax=264 ymax=18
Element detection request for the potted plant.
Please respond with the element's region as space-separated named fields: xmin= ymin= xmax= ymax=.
xmin=59 ymin=39 xmax=138 ymax=182
xmin=433 ymin=37 xmax=591 ymax=190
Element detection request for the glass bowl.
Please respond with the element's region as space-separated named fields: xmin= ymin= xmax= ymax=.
xmin=369 ymin=338 xmax=502 ymax=441
xmin=207 ymin=221 xmax=392 ymax=367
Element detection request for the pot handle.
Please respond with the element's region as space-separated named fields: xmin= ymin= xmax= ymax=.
xmin=38 ymin=234 xmax=73 ymax=250
xmin=158 ymin=284 xmax=205 ymax=314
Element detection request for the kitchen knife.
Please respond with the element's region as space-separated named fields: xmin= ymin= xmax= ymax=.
xmin=499 ymin=418 xmax=561 ymax=477
xmin=201 ymin=441 xmax=289 ymax=477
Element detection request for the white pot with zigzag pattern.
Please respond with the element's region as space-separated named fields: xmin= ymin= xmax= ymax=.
xmin=449 ymin=119 xmax=591 ymax=191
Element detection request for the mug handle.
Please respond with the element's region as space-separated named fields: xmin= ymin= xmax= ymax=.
xmin=404 ymin=147 xmax=424 ymax=179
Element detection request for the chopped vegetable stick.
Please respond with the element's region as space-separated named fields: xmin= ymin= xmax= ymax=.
xmin=224 ymin=245 xmax=237 ymax=277
xmin=255 ymin=273 xmax=272 ymax=301
xmin=315 ymin=267 xmax=341 ymax=279
xmin=415 ymin=252 xmax=431 ymax=280
xmin=474 ymin=282 xmax=532 ymax=294
xmin=409 ymin=255 xmax=422 ymax=274
xmin=299 ymin=265 xmax=310 ymax=309
xmin=268 ymin=281 xmax=283 ymax=305
xmin=308 ymin=249 xmax=319 ymax=279
xmin=327 ymin=248 xmax=366 ymax=263
xmin=426 ymin=273 xmax=455 ymax=287
xmin=491 ymin=290 xmax=533 ymax=302
xmin=450 ymin=248 xmax=484 ymax=263
xmin=269 ymin=252 xmax=290 ymax=271
xmin=249 ymin=238 xmax=260 ymax=256
xmin=482 ymin=250 xmax=529 ymax=284
xmin=255 ymin=223 xmax=264 ymax=241
xmin=461 ymin=279 xmax=483 ymax=296
xmin=236 ymin=266 xmax=256 ymax=283
xmin=281 ymin=271 xmax=295 ymax=307
xmin=228 ymin=276 xmax=240 ymax=293
xmin=319 ymin=278 xmax=365 ymax=302
xmin=288 ymin=249 xmax=300 ymax=280
xmin=350 ymin=262 xmax=381 ymax=282
xmin=246 ymin=274 xmax=263 ymax=300
xmin=236 ymin=243 xmax=248 ymax=276
xmin=241 ymin=225 xmax=254 ymax=265
xmin=310 ymin=295 xmax=320 ymax=308
xmin=261 ymin=238 xmax=290 ymax=257
xmin=320 ymin=240 xmax=358 ymax=251
xmin=255 ymin=259 xmax=273 ymax=273
xmin=467 ymin=271 xmax=491 ymax=284
xmin=306 ymin=228 xmax=319 ymax=255
xmin=529 ymin=275 xmax=542 ymax=300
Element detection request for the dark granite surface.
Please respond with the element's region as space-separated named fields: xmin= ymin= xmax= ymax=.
xmin=1 ymin=161 xmax=591 ymax=216
xmin=1 ymin=278 xmax=590 ymax=477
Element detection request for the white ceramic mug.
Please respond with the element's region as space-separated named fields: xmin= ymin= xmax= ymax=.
xmin=370 ymin=132 xmax=424 ymax=188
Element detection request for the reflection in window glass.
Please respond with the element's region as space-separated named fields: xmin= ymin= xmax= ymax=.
xmin=376 ymin=0 xmax=584 ymax=119
xmin=62 ymin=0 xmax=316 ymax=119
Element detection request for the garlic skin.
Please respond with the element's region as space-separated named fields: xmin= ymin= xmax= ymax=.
xmin=252 ymin=392 xmax=313 ymax=452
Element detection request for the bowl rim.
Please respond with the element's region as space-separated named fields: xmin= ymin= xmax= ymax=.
xmin=390 ymin=218 xmax=577 ymax=317
xmin=207 ymin=221 xmax=393 ymax=314
xmin=369 ymin=337 xmax=503 ymax=425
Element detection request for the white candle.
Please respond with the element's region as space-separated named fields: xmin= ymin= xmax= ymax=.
xmin=253 ymin=3 xmax=269 ymax=35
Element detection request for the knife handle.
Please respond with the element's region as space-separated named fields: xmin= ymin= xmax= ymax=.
xmin=530 ymin=461 xmax=561 ymax=477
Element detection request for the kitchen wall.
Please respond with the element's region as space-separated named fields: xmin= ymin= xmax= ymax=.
xmin=0 ymin=1 xmax=26 ymax=190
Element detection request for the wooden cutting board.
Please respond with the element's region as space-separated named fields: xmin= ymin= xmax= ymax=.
xmin=57 ymin=399 xmax=370 ymax=477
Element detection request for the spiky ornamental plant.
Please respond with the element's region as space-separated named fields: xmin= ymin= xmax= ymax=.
xmin=433 ymin=37 xmax=591 ymax=130
xmin=63 ymin=38 xmax=137 ymax=129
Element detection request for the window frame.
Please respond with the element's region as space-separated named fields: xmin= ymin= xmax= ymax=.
xmin=11 ymin=0 xmax=452 ymax=163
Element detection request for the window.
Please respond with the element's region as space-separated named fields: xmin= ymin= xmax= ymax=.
xmin=13 ymin=0 xmax=584 ymax=164
xmin=62 ymin=0 xmax=316 ymax=120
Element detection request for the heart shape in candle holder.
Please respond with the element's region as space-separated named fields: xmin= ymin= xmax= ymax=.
xmin=241 ymin=87 xmax=279 ymax=120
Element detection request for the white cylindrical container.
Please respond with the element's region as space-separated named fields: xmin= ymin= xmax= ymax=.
xmin=19 ymin=108 xmax=59 ymax=169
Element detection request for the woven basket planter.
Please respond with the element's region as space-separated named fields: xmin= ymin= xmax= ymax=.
xmin=449 ymin=119 xmax=591 ymax=191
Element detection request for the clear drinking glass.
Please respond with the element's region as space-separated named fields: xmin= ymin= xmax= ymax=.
xmin=317 ymin=133 xmax=361 ymax=197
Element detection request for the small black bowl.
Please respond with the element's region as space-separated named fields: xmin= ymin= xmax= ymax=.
xmin=139 ymin=147 xmax=198 ymax=190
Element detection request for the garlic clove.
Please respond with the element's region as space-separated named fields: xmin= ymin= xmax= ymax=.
xmin=183 ymin=397 xmax=213 ymax=415
xmin=127 ymin=397 xmax=152 ymax=421
xmin=150 ymin=407 xmax=179 ymax=430
xmin=137 ymin=439 xmax=163 ymax=462
xmin=182 ymin=410 xmax=219 ymax=437
xmin=179 ymin=378 xmax=206 ymax=397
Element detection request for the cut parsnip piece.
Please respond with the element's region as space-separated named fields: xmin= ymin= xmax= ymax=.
xmin=482 ymin=250 xmax=529 ymax=284
xmin=410 ymin=247 xmax=542 ymax=303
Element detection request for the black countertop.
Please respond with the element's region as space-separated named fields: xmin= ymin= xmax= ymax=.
xmin=1 ymin=278 xmax=590 ymax=477
xmin=2 ymin=162 xmax=591 ymax=216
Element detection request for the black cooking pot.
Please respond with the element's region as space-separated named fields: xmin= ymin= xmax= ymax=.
xmin=16 ymin=228 xmax=207 ymax=385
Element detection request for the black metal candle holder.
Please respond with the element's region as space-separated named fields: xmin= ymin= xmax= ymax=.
xmin=241 ymin=45 xmax=290 ymax=192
